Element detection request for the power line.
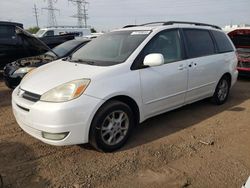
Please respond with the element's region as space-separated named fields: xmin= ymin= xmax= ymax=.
xmin=33 ymin=4 xmax=39 ymax=27
xmin=69 ymin=0 xmax=89 ymax=28
xmin=42 ymin=0 xmax=60 ymax=27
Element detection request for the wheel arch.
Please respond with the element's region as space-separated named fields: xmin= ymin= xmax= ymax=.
xmin=88 ymin=95 xmax=141 ymax=148
xmin=99 ymin=95 xmax=140 ymax=125
xmin=221 ymin=72 xmax=232 ymax=87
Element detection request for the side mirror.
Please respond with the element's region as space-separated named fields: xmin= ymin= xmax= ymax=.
xmin=143 ymin=53 xmax=164 ymax=67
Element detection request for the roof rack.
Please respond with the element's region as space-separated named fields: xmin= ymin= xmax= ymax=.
xmin=123 ymin=21 xmax=221 ymax=30
xmin=123 ymin=22 xmax=166 ymax=28
xmin=163 ymin=21 xmax=221 ymax=30
xmin=123 ymin=25 xmax=137 ymax=28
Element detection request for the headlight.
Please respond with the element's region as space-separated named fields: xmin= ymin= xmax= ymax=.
xmin=14 ymin=67 xmax=35 ymax=75
xmin=40 ymin=79 xmax=90 ymax=102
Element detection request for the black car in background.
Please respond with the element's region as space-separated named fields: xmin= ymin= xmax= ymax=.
xmin=0 ymin=21 xmax=49 ymax=70
xmin=0 ymin=21 xmax=80 ymax=70
xmin=3 ymin=38 xmax=90 ymax=88
xmin=39 ymin=33 xmax=77 ymax=49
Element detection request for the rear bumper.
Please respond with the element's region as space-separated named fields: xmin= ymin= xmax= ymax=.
xmin=237 ymin=68 xmax=250 ymax=77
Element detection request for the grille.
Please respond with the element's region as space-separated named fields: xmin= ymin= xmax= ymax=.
xmin=22 ymin=90 xmax=41 ymax=102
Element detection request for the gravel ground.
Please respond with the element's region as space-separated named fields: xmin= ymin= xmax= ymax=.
xmin=0 ymin=73 xmax=250 ymax=188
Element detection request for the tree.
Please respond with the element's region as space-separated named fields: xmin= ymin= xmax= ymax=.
xmin=91 ymin=28 xmax=97 ymax=33
xmin=26 ymin=27 xmax=40 ymax=34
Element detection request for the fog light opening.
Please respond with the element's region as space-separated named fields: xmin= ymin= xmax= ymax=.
xmin=42 ymin=132 xmax=69 ymax=140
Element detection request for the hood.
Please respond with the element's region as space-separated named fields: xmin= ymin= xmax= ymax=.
xmin=16 ymin=27 xmax=58 ymax=57
xmin=20 ymin=60 xmax=109 ymax=95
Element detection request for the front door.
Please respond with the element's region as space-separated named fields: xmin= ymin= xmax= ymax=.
xmin=139 ymin=29 xmax=188 ymax=118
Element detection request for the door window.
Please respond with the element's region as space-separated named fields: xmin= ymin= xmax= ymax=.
xmin=183 ymin=29 xmax=215 ymax=58
xmin=0 ymin=25 xmax=15 ymax=39
xmin=143 ymin=29 xmax=183 ymax=64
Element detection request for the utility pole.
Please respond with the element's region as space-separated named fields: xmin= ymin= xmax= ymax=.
xmin=68 ymin=0 xmax=89 ymax=28
xmin=42 ymin=0 xmax=59 ymax=27
xmin=33 ymin=4 xmax=39 ymax=27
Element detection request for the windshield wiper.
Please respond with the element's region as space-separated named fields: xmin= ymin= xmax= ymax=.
xmin=62 ymin=55 xmax=71 ymax=61
xmin=69 ymin=58 xmax=95 ymax=65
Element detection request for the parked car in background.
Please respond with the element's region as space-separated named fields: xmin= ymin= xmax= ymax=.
xmin=39 ymin=33 xmax=77 ymax=49
xmin=237 ymin=48 xmax=250 ymax=76
xmin=34 ymin=26 xmax=91 ymax=38
xmin=0 ymin=22 xmax=82 ymax=70
xmin=0 ymin=21 xmax=48 ymax=70
xmin=3 ymin=38 xmax=90 ymax=88
xmin=83 ymin=32 xmax=104 ymax=39
xmin=12 ymin=21 xmax=238 ymax=152
xmin=227 ymin=28 xmax=250 ymax=76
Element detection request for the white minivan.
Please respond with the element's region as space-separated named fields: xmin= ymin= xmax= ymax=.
xmin=12 ymin=21 xmax=238 ymax=152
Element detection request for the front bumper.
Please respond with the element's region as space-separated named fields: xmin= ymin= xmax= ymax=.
xmin=3 ymin=74 xmax=22 ymax=89
xmin=3 ymin=64 xmax=23 ymax=88
xmin=12 ymin=87 xmax=104 ymax=146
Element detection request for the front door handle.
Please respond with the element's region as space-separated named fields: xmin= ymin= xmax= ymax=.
xmin=178 ymin=64 xmax=185 ymax=70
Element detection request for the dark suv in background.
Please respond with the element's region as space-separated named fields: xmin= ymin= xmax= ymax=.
xmin=0 ymin=21 xmax=77 ymax=70
xmin=0 ymin=21 xmax=33 ymax=70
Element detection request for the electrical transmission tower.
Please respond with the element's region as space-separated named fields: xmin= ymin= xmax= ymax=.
xmin=69 ymin=0 xmax=89 ymax=28
xmin=33 ymin=4 xmax=39 ymax=27
xmin=42 ymin=0 xmax=59 ymax=27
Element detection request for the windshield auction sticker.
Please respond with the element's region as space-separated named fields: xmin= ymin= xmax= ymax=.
xmin=131 ymin=31 xmax=151 ymax=35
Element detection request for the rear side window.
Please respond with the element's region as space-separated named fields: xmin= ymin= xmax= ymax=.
xmin=212 ymin=30 xmax=234 ymax=53
xmin=184 ymin=29 xmax=215 ymax=58
xmin=0 ymin=25 xmax=15 ymax=39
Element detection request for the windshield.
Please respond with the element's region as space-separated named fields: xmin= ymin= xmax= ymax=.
xmin=46 ymin=40 xmax=84 ymax=58
xmin=34 ymin=29 xmax=46 ymax=37
xmin=70 ymin=30 xmax=150 ymax=66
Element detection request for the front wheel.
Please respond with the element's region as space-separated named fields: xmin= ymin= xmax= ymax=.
xmin=89 ymin=100 xmax=134 ymax=152
xmin=212 ymin=76 xmax=230 ymax=105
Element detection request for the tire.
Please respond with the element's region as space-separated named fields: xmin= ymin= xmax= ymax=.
xmin=212 ymin=75 xmax=230 ymax=105
xmin=89 ymin=100 xmax=134 ymax=152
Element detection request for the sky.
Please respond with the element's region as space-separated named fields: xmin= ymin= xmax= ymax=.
xmin=0 ymin=0 xmax=249 ymax=32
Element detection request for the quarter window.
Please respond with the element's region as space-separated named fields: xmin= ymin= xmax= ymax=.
xmin=212 ymin=30 xmax=234 ymax=53
xmin=184 ymin=29 xmax=215 ymax=58
xmin=143 ymin=30 xmax=183 ymax=64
